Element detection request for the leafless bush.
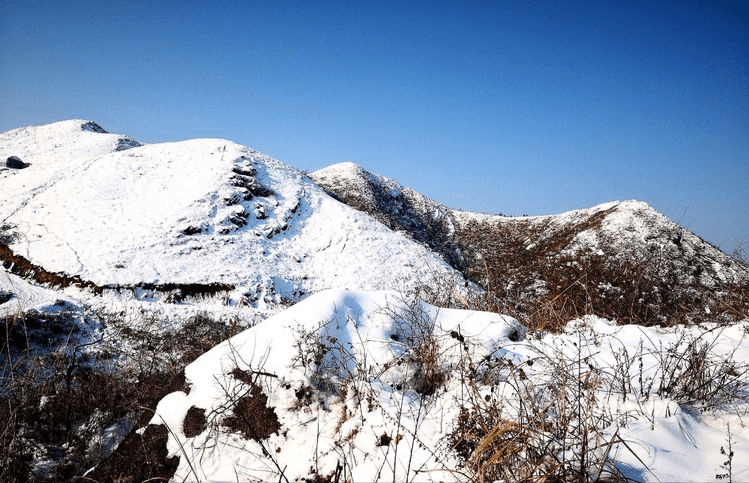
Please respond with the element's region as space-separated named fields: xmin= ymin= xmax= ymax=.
xmin=291 ymin=318 xmax=359 ymax=398
xmin=732 ymin=239 xmax=749 ymax=266
xmin=383 ymin=296 xmax=446 ymax=397
xmin=652 ymin=327 xmax=749 ymax=408
xmin=0 ymin=307 xmax=241 ymax=482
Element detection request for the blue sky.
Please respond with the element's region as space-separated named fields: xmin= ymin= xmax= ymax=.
xmin=1 ymin=0 xmax=747 ymax=254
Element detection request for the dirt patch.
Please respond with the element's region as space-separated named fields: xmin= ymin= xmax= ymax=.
xmin=223 ymin=382 xmax=281 ymax=442
xmin=0 ymin=244 xmax=103 ymax=293
xmin=183 ymin=406 xmax=207 ymax=438
xmin=0 ymin=243 xmax=234 ymax=299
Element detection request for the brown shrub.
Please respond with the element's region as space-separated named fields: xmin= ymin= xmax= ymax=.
xmin=84 ymin=424 xmax=180 ymax=483
xmin=222 ymin=382 xmax=281 ymax=442
xmin=183 ymin=406 xmax=207 ymax=438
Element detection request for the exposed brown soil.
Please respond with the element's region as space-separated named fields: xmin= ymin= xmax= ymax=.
xmin=0 ymin=244 xmax=103 ymax=293
xmin=183 ymin=406 xmax=208 ymax=438
xmin=0 ymin=243 xmax=234 ymax=299
xmin=223 ymin=382 xmax=281 ymax=442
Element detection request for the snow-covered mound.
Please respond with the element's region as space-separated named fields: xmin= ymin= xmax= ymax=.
xmin=99 ymin=289 xmax=522 ymax=482
xmin=0 ymin=121 xmax=466 ymax=304
xmin=99 ymin=289 xmax=749 ymax=482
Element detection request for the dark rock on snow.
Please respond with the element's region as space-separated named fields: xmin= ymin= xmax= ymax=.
xmin=6 ymin=156 xmax=28 ymax=169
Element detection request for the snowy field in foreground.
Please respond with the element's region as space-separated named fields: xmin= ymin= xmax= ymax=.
xmin=144 ymin=289 xmax=749 ymax=483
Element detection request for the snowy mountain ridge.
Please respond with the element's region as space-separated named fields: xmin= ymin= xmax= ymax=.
xmin=313 ymin=162 xmax=749 ymax=326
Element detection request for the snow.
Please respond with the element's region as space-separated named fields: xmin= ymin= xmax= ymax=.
xmin=144 ymin=289 xmax=749 ymax=482
xmin=0 ymin=269 xmax=73 ymax=318
xmin=148 ymin=289 xmax=522 ymax=482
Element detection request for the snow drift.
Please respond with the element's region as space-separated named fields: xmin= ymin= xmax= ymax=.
xmin=126 ymin=289 xmax=749 ymax=482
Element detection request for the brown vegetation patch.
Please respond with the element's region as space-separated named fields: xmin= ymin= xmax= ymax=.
xmin=0 ymin=243 xmax=234 ymax=300
xmin=0 ymin=244 xmax=103 ymax=294
xmin=457 ymin=208 xmax=749 ymax=331
xmin=0 ymin=304 xmax=216 ymax=482
xmin=300 ymin=470 xmax=339 ymax=483
xmin=85 ymin=424 xmax=180 ymax=483
xmin=230 ymin=367 xmax=256 ymax=385
xmin=183 ymin=406 xmax=207 ymax=438
xmin=223 ymin=382 xmax=281 ymax=442
xmin=0 ymin=351 xmax=186 ymax=482
xmin=126 ymin=281 xmax=235 ymax=299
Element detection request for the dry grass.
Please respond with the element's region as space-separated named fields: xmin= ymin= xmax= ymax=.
xmin=384 ymin=295 xmax=447 ymax=396
xmin=449 ymin=350 xmax=625 ymax=482
xmin=447 ymin=322 xmax=749 ymax=483
xmin=0 ymin=307 xmax=242 ymax=483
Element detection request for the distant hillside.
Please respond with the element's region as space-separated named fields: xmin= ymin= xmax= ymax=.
xmin=311 ymin=162 xmax=464 ymax=269
xmin=312 ymin=163 xmax=749 ymax=328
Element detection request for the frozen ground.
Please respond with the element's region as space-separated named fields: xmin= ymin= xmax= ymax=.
xmin=145 ymin=289 xmax=749 ymax=482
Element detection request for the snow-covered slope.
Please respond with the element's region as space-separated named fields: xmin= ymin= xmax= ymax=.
xmin=454 ymin=198 xmax=748 ymax=287
xmin=453 ymin=200 xmax=749 ymax=325
xmin=311 ymin=162 xmax=464 ymax=269
xmin=1 ymin=120 xmax=141 ymax=218
xmin=100 ymin=289 xmax=749 ymax=483
xmin=0 ymin=269 xmax=76 ymax=318
xmin=0 ymin=121 xmax=466 ymax=304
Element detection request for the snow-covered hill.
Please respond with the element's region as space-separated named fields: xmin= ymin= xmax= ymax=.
xmin=312 ymin=162 xmax=749 ymax=326
xmin=311 ymin=162 xmax=464 ymax=269
xmin=1 ymin=121 xmax=466 ymax=307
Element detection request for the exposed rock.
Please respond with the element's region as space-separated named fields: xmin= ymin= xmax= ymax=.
xmin=115 ymin=137 xmax=142 ymax=151
xmin=6 ymin=156 xmax=28 ymax=169
xmin=81 ymin=121 xmax=108 ymax=133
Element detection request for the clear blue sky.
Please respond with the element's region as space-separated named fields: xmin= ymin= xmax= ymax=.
xmin=1 ymin=0 xmax=747 ymax=254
